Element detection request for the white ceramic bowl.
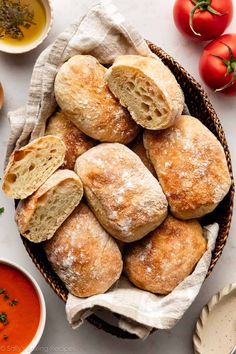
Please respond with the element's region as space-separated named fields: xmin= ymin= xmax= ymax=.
xmin=0 ymin=0 xmax=53 ymax=54
xmin=0 ymin=258 xmax=46 ymax=354
xmin=193 ymin=283 xmax=236 ymax=354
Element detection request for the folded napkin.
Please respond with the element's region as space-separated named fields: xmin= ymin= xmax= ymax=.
xmin=5 ymin=0 xmax=219 ymax=339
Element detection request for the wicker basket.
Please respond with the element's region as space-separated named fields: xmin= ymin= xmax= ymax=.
xmin=21 ymin=41 xmax=234 ymax=339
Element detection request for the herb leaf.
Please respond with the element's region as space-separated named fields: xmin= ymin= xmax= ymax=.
xmin=0 ymin=207 xmax=4 ymax=215
xmin=9 ymin=299 xmax=18 ymax=306
xmin=0 ymin=0 xmax=35 ymax=40
xmin=0 ymin=288 xmax=5 ymax=294
xmin=0 ymin=312 xmax=8 ymax=325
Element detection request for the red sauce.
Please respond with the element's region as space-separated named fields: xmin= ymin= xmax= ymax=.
xmin=0 ymin=263 xmax=41 ymax=354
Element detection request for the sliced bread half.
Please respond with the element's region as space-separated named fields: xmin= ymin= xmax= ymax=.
xmin=2 ymin=135 xmax=66 ymax=199
xmin=105 ymin=55 xmax=184 ymax=130
xmin=15 ymin=169 xmax=83 ymax=242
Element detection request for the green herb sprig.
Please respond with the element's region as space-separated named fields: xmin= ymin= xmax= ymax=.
xmin=0 ymin=289 xmax=19 ymax=341
xmin=9 ymin=299 xmax=18 ymax=306
xmin=0 ymin=312 xmax=8 ymax=325
xmin=0 ymin=0 xmax=35 ymax=40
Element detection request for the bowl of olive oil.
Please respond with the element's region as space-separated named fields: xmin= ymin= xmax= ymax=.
xmin=0 ymin=0 xmax=53 ymax=54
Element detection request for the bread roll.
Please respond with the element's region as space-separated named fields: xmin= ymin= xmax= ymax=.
xmin=130 ymin=133 xmax=156 ymax=176
xmin=44 ymin=203 xmax=123 ymax=297
xmin=54 ymin=55 xmax=139 ymax=143
xmin=45 ymin=111 xmax=96 ymax=169
xmin=144 ymin=115 xmax=231 ymax=219
xmin=124 ymin=215 xmax=207 ymax=294
xmin=2 ymin=135 xmax=66 ymax=199
xmin=105 ymin=55 xmax=184 ymax=130
xmin=75 ymin=143 xmax=168 ymax=242
xmin=16 ymin=170 xmax=83 ymax=242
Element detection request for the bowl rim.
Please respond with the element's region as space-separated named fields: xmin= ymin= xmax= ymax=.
xmin=193 ymin=283 xmax=236 ymax=354
xmin=0 ymin=0 xmax=54 ymax=54
xmin=0 ymin=258 xmax=46 ymax=354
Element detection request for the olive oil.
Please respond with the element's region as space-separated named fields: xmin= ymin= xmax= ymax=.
xmin=0 ymin=0 xmax=46 ymax=46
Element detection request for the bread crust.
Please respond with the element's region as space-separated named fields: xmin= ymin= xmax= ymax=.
xmin=75 ymin=143 xmax=168 ymax=242
xmin=16 ymin=170 xmax=83 ymax=242
xmin=45 ymin=111 xmax=96 ymax=169
xmin=44 ymin=203 xmax=123 ymax=297
xmin=54 ymin=55 xmax=139 ymax=143
xmin=144 ymin=115 xmax=231 ymax=219
xmin=124 ymin=215 xmax=207 ymax=294
xmin=129 ymin=133 xmax=156 ymax=176
xmin=105 ymin=55 xmax=184 ymax=130
xmin=2 ymin=135 xmax=66 ymax=199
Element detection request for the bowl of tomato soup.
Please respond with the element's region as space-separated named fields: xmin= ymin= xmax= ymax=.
xmin=0 ymin=259 xmax=46 ymax=354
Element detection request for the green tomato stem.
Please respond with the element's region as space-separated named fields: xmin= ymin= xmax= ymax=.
xmin=215 ymin=68 xmax=236 ymax=92
xmin=207 ymin=6 xmax=224 ymax=16
xmin=189 ymin=0 xmax=224 ymax=37
xmin=211 ymin=42 xmax=236 ymax=92
xmin=190 ymin=1 xmax=209 ymax=36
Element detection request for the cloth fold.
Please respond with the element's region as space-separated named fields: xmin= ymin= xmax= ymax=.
xmin=5 ymin=0 xmax=219 ymax=339
xmin=5 ymin=0 xmax=151 ymax=164
xmin=66 ymin=224 xmax=218 ymax=339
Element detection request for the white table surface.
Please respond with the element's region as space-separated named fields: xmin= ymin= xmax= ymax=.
xmin=0 ymin=0 xmax=235 ymax=353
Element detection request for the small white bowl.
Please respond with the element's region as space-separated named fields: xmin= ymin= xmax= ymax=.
xmin=193 ymin=283 xmax=236 ymax=354
xmin=0 ymin=258 xmax=46 ymax=354
xmin=0 ymin=0 xmax=53 ymax=54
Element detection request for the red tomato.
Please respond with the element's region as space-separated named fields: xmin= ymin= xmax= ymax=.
xmin=173 ymin=0 xmax=233 ymax=41
xmin=200 ymin=34 xmax=236 ymax=95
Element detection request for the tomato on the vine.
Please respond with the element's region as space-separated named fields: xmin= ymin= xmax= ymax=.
xmin=173 ymin=0 xmax=233 ymax=41
xmin=200 ymin=34 xmax=236 ymax=95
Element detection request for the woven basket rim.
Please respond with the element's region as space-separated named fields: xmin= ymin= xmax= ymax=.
xmin=20 ymin=40 xmax=235 ymax=339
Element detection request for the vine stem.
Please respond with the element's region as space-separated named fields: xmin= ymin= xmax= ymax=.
xmin=189 ymin=0 xmax=224 ymax=36
xmin=211 ymin=42 xmax=236 ymax=92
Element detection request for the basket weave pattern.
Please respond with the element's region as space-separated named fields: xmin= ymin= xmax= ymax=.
xmin=21 ymin=42 xmax=235 ymax=339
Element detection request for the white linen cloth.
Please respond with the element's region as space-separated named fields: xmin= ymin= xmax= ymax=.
xmin=66 ymin=224 xmax=218 ymax=339
xmin=5 ymin=0 xmax=219 ymax=339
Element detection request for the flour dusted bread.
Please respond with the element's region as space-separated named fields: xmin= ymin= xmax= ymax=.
xmin=44 ymin=203 xmax=123 ymax=297
xmin=105 ymin=55 xmax=184 ymax=130
xmin=124 ymin=215 xmax=207 ymax=294
xmin=2 ymin=136 xmax=66 ymax=199
xmin=16 ymin=170 xmax=83 ymax=242
xmin=130 ymin=133 xmax=156 ymax=176
xmin=75 ymin=143 xmax=168 ymax=242
xmin=144 ymin=115 xmax=231 ymax=219
xmin=54 ymin=55 xmax=139 ymax=143
xmin=45 ymin=111 xmax=96 ymax=169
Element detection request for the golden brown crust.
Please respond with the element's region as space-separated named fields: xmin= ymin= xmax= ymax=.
xmin=44 ymin=203 xmax=123 ymax=297
xmin=54 ymin=55 xmax=139 ymax=143
xmin=75 ymin=143 xmax=168 ymax=242
xmin=143 ymin=115 xmax=231 ymax=219
xmin=45 ymin=111 xmax=96 ymax=169
xmin=124 ymin=215 xmax=207 ymax=294
xmin=129 ymin=133 xmax=156 ymax=176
